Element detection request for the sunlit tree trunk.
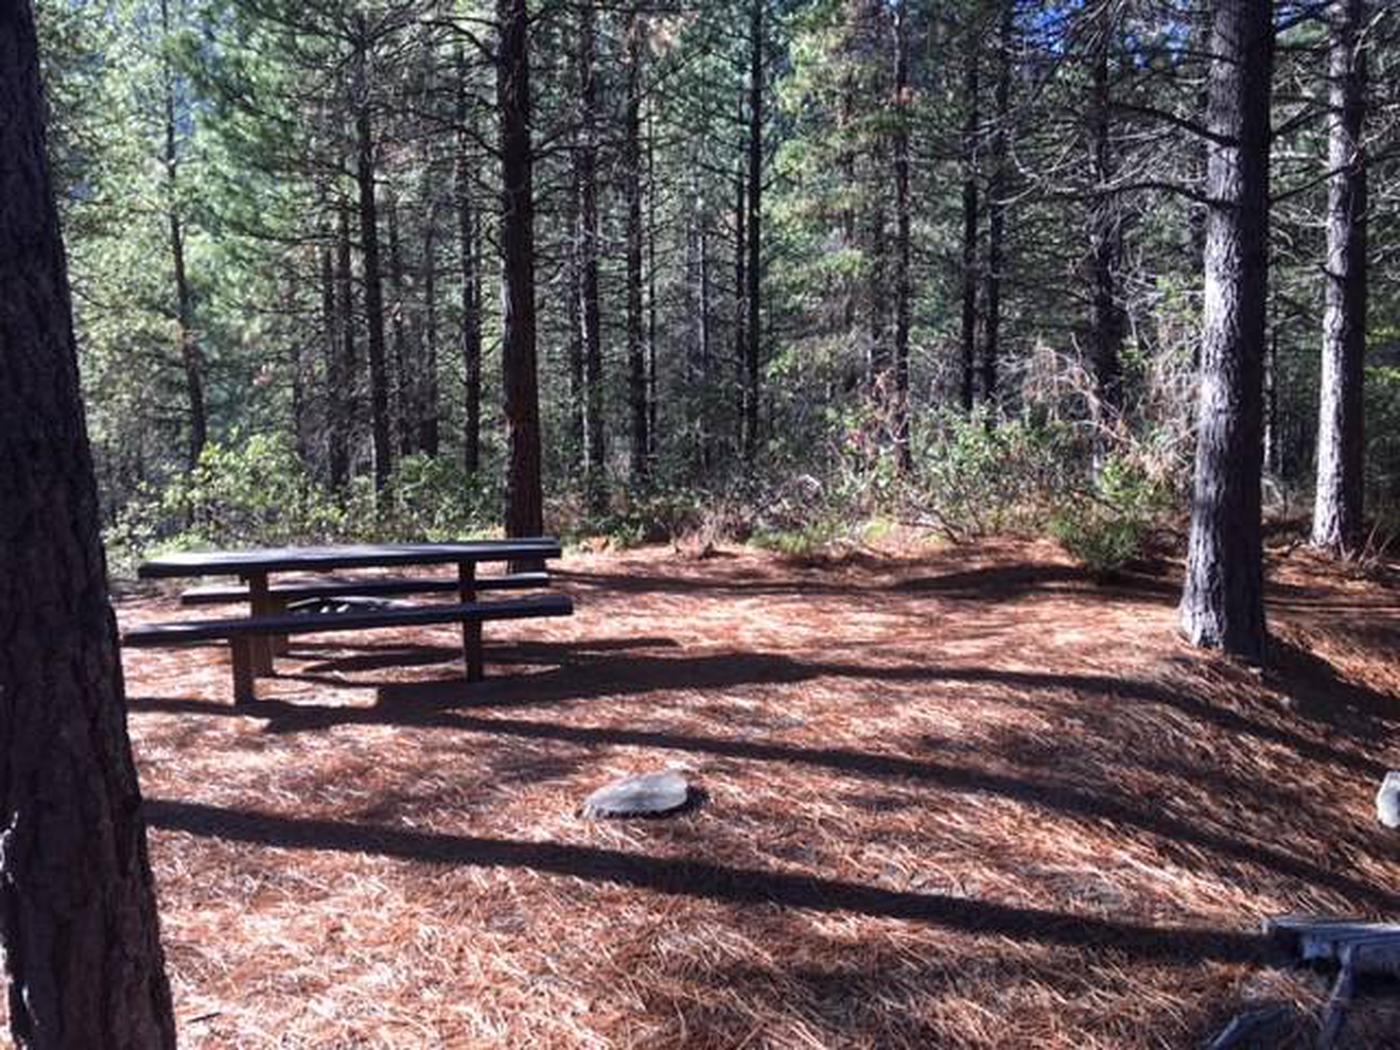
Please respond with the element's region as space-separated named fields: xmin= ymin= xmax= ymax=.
xmin=1180 ymin=0 xmax=1274 ymax=660
xmin=1312 ymin=0 xmax=1368 ymax=555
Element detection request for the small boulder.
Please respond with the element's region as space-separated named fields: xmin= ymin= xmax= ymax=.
xmin=580 ymin=770 xmax=693 ymax=819
xmin=1376 ymin=773 xmax=1400 ymax=829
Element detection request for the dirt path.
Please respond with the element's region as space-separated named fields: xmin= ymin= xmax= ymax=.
xmin=112 ymin=540 xmax=1400 ymax=1047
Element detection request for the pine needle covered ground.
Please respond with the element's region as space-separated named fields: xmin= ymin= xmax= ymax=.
xmin=101 ymin=541 xmax=1400 ymax=1046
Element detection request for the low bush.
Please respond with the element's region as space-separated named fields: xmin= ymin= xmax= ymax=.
xmin=1050 ymin=455 xmax=1172 ymax=575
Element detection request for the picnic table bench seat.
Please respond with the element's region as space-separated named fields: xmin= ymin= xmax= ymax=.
xmin=179 ymin=571 xmax=550 ymax=606
xmin=123 ymin=593 xmax=573 ymax=705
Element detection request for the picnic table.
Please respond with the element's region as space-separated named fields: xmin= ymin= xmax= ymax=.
xmin=126 ymin=539 xmax=572 ymax=704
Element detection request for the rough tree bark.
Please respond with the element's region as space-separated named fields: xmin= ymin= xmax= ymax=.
xmin=498 ymin=0 xmax=543 ymax=539
xmin=1311 ymin=0 xmax=1368 ymax=555
xmin=0 ymin=4 xmax=177 ymax=1045
xmin=1179 ymin=0 xmax=1274 ymax=660
xmin=625 ymin=7 xmax=649 ymax=484
xmin=353 ymin=17 xmax=392 ymax=493
xmin=160 ymin=0 xmax=206 ymax=467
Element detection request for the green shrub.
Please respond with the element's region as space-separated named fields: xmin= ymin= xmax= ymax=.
xmin=104 ymin=433 xmax=495 ymax=576
xmin=1050 ymin=455 xmax=1170 ymax=575
xmin=909 ymin=410 xmax=1076 ymax=539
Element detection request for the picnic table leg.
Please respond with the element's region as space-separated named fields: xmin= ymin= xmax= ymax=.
xmin=230 ymin=637 xmax=256 ymax=705
xmin=458 ymin=561 xmax=482 ymax=682
xmin=247 ymin=572 xmax=275 ymax=675
xmin=269 ymin=597 xmax=290 ymax=655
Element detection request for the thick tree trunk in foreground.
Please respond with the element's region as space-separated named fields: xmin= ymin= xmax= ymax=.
xmin=498 ymin=0 xmax=543 ymax=539
xmin=0 ymin=5 xmax=176 ymax=1045
xmin=625 ymin=9 xmax=649 ymax=484
xmin=1180 ymin=0 xmax=1274 ymax=660
xmin=1312 ymin=0 xmax=1368 ymax=555
xmin=354 ymin=22 xmax=392 ymax=493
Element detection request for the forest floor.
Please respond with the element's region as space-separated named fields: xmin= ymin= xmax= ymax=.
xmin=107 ymin=536 xmax=1400 ymax=1048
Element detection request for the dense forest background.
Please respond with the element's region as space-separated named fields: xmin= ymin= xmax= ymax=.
xmin=34 ymin=0 xmax=1400 ymax=572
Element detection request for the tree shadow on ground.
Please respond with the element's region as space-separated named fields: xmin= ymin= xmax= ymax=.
xmin=142 ymin=796 xmax=1273 ymax=966
xmin=291 ymin=636 xmax=680 ymax=676
xmin=130 ymin=662 xmax=1399 ymax=909
xmin=888 ymin=562 xmax=1179 ymax=604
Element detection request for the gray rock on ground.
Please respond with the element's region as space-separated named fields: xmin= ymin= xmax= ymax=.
xmin=580 ymin=770 xmax=692 ymax=819
xmin=1376 ymin=772 xmax=1400 ymax=828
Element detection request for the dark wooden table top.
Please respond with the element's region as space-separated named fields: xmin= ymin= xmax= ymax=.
xmin=137 ymin=539 xmax=563 ymax=579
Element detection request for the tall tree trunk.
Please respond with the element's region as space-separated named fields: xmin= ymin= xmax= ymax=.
xmin=0 ymin=6 xmax=176 ymax=1044
xmin=983 ymin=0 xmax=1011 ymax=410
xmin=320 ymin=239 xmax=340 ymax=481
xmin=160 ymin=0 xmax=206 ymax=467
xmin=1179 ymin=0 xmax=1274 ymax=660
xmin=567 ymin=145 xmax=584 ymax=468
xmin=959 ymin=29 xmax=980 ymax=413
xmin=354 ymin=19 xmax=392 ymax=493
xmin=699 ymin=199 xmax=714 ymax=470
xmin=1312 ymin=0 xmax=1368 ymax=554
xmin=868 ymin=196 xmax=888 ymax=386
xmin=332 ymin=200 xmax=356 ymax=488
xmin=420 ymin=200 xmax=440 ymax=457
xmin=387 ymin=190 xmax=415 ymax=457
xmin=891 ymin=0 xmax=912 ymax=472
xmin=733 ymin=152 xmax=746 ymax=455
xmin=498 ymin=0 xmax=543 ymax=539
xmin=577 ymin=1 xmax=605 ymax=505
xmin=646 ymin=97 xmax=659 ymax=463
xmin=1087 ymin=5 xmax=1124 ymax=423
xmin=625 ymin=8 xmax=649 ymax=484
xmin=455 ymin=44 xmax=481 ymax=475
xmin=743 ymin=0 xmax=763 ymax=464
